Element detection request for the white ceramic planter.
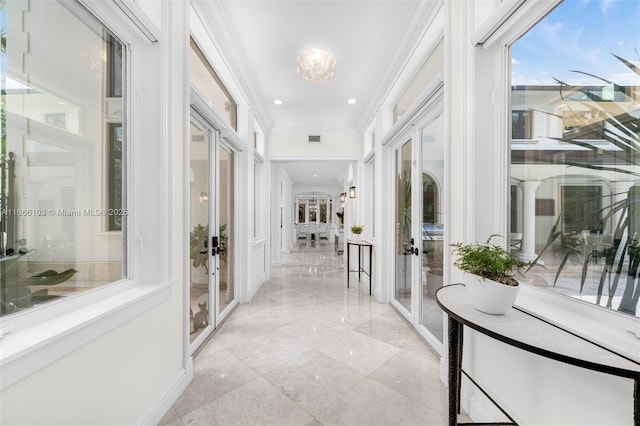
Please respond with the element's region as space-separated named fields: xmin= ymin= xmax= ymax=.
xmin=465 ymin=273 xmax=520 ymax=315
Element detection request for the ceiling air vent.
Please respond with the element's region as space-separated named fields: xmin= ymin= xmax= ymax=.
xmin=308 ymin=135 xmax=321 ymax=143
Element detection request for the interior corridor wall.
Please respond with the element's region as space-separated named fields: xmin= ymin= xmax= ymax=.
xmin=0 ymin=2 xmax=190 ymax=425
xmin=270 ymin=126 xmax=360 ymax=158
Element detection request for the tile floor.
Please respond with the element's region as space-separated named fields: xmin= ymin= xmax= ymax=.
xmin=160 ymin=239 xmax=467 ymax=425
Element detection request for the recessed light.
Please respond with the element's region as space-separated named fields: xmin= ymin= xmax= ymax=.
xmin=347 ymin=98 xmax=357 ymax=105
xmin=313 ymin=174 xmax=318 ymax=177
xmin=273 ymin=99 xmax=283 ymax=105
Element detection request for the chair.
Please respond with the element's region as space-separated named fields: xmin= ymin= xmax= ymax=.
xmin=318 ymin=223 xmax=329 ymax=240
xmin=509 ymin=233 xmax=522 ymax=251
xmin=297 ymin=224 xmax=308 ymax=239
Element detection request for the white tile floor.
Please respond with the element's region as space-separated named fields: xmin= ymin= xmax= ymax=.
xmin=160 ymin=240 xmax=466 ymax=425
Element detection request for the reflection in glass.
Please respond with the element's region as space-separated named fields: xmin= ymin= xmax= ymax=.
xmin=189 ymin=121 xmax=210 ymax=343
xmin=420 ymin=114 xmax=445 ymax=342
xmin=1 ymin=1 xmax=124 ymax=317
xmin=395 ymin=141 xmax=412 ymax=311
xmin=510 ymin=0 xmax=640 ymax=317
xmin=219 ymin=146 xmax=235 ymax=312
xmin=190 ymin=38 xmax=237 ymax=131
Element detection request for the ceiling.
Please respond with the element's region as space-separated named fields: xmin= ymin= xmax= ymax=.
xmin=275 ymin=160 xmax=353 ymax=187
xmin=196 ymin=0 xmax=438 ymax=186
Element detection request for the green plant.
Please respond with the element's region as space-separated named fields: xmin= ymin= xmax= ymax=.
xmin=451 ymin=235 xmax=526 ymax=286
xmin=190 ymin=224 xmax=209 ymax=274
xmin=336 ymin=210 xmax=344 ymax=226
xmin=350 ymin=224 xmax=364 ymax=234
xmin=1 ymin=249 xmax=78 ymax=315
xmin=528 ymin=50 xmax=640 ymax=314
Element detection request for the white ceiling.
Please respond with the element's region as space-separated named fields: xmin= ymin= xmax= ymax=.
xmin=275 ymin=160 xmax=353 ymax=187
xmin=195 ymin=0 xmax=439 ymax=186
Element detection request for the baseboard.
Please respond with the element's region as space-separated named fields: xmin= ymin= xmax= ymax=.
xmin=136 ymin=357 xmax=194 ymax=425
xmin=440 ymin=359 xmax=506 ymax=424
xmin=461 ymin=380 xmax=509 ymax=423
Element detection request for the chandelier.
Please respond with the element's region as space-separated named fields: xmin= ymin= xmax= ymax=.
xmin=296 ymin=47 xmax=336 ymax=84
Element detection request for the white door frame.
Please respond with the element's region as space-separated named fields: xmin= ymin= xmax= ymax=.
xmin=385 ymin=84 xmax=446 ymax=354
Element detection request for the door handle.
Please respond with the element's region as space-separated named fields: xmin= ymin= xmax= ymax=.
xmin=211 ymin=236 xmax=219 ymax=256
xmin=404 ymin=246 xmax=419 ymax=256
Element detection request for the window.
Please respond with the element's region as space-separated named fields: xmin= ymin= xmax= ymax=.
xmin=510 ymin=0 xmax=640 ymax=317
xmin=298 ymin=200 xmax=306 ymax=223
xmin=253 ymin=122 xmax=265 ymax=240
xmin=189 ymin=38 xmax=237 ymax=131
xmin=319 ymin=199 xmax=327 ymax=223
xmin=511 ymin=110 xmax=532 ymax=139
xmin=296 ymin=195 xmax=332 ymax=224
xmin=308 ymin=199 xmax=317 ymax=223
xmin=106 ymin=35 xmax=123 ymax=232
xmin=107 ymin=124 xmax=124 ymax=231
xmin=1 ymin=1 xmax=126 ymax=317
xmin=394 ymin=39 xmax=443 ymax=124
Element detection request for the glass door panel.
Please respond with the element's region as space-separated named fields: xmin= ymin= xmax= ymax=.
xmin=419 ymin=113 xmax=445 ymax=343
xmin=217 ymin=145 xmax=235 ymax=316
xmin=189 ymin=119 xmax=211 ymax=345
xmin=394 ymin=140 xmax=413 ymax=312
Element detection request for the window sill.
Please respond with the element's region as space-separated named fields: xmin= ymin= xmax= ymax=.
xmin=0 ymin=280 xmax=173 ymax=390
xmin=515 ymin=285 xmax=640 ymax=363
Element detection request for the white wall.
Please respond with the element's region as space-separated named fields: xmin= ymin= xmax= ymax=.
xmin=0 ymin=2 xmax=191 ymax=425
xmin=249 ymin=241 xmax=267 ymax=300
xmin=270 ymin=126 xmax=360 ymax=158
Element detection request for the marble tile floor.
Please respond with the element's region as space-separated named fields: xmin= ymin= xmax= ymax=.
xmin=160 ymin=241 xmax=470 ymax=426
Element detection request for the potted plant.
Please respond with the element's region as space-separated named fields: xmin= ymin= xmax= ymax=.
xmin=350 ymin=224 xmax=364 ymax=241
xmin=451 ymin=234 xmax=527 ymax=314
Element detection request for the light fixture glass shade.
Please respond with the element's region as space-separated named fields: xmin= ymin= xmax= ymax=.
xmin=340 ymin=192 xmax=346 ymax=203
xmin=349 ymin=186 xmax=356 ymax=198
xmin=296 ymin=47 xmax=336 ymax=84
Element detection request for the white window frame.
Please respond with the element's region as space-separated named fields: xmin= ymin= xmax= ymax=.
xmin=482 ymin=0 xmax=640 ymax=362
xmin=0 ymin=0 xmax=172 ymax=390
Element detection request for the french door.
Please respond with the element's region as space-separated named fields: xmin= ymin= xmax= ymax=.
xmin=391 ymin=93 xmax=445 ymax=353
xmin=188 ymin=112 xmax=237 ymax=353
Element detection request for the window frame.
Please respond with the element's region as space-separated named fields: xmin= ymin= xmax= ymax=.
xmin=485 ymin=0 xmax=640 ymax=362
xmin=0 ymin=0 xmax=171 ymax=390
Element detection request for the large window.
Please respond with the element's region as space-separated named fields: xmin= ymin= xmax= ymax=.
xmin=295 ymin=195 xmax=331 ymax=224
xmin=510 ymin=0 xmax=640 ymax=317
xmin=189 ymin=38 xmax=237 ymax=131
xmin=1 ymin=1 xmax=126 ymax=317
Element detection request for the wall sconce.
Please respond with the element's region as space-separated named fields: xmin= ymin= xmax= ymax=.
xmin=349 ymin=186 xmax=356 ymax=198
xmin=199 ymin=192 xmax=208 ymax=203
xmin=340 ymin=192 xmax=346 ymax=203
